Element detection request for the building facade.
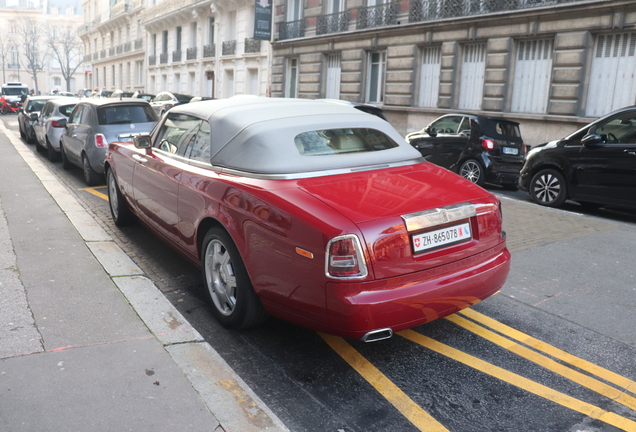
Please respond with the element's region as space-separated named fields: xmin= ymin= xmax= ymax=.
xmin=79 ymin=0 xmax=272 ymax=99
xmin=270 ymin=0 xmax=636 ymax=144
xmin=1 ymin=0 xmax=84 ymax=93
xmin=78 ymin=0 xmax=146 ymax=94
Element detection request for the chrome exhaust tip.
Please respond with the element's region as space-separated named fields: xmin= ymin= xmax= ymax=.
xmin=360 ymin=328 xmax=393 ymax=343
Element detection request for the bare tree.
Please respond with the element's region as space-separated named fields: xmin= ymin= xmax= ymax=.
xmin=17 ymin=19 xmax=47 ymax=94
xmin=0 ymin=34 xmax=10 ymax=84
xmin=46 ymin=25 xmax=83 ymax=92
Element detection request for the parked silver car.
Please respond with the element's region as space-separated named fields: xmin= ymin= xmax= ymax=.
xmin=60 ymin=99 xmax=159 ymax=185
xmin=18 ymin=96 xmax=59 ymax=144
xmin=33 ymin=97 xmax=81 ymax=162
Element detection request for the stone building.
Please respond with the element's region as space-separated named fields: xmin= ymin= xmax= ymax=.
xmin=78 ymin=0 xmax=271 ymax=98
xmin=0 ymin=0 xmax=84 ymax=93
xmin=270 ymin=0 xmax=636 ymax=144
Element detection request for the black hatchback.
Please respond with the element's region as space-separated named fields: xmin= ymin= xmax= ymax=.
xmin=519 ymin=106 xmax=636 ymax=210
xmin=406 ymin=114 xmax=525 ymax=189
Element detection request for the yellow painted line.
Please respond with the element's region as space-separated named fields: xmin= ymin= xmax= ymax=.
xmin=446 ymin=314 xmax=636 ymax=411
xmin=318 ymin=332 xmax=450 ymax=432
xmin=398 ymin=329 xmax=636 ymax=432
xmin=79 ymin=186 xmax=109 ymax=201
xmin=459 ymin=308 xmax=636 ymax=394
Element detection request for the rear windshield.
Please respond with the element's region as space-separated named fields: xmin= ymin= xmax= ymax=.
xmin=26 ymin=100 xmax=47 ymax=112
xmin=97 ymin=105 xmax=157 ymax=125
xmin=174 ymin=93 xmax=193 ymax=102
xmin=295 ymin=128 xmax=399 ymax=156
xmin=494 ymin=122 xmax=521 ymax=137
xmin=480 ymin=119 xmax=522 ymax=141
xmin=2 ymin=87 xmax=27 ymax=96
xmin=60 ymin=104 xmax=76 ymax=117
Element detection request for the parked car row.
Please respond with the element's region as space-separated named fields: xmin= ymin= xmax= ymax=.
xmin=19 ymin=96 xmax=511 ymax=341
xmin=406 ymin=108 xmax=636 ymax=211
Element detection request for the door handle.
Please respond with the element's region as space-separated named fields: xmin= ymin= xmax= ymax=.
xmin=132 ymin=154 xmax=148 ymax=164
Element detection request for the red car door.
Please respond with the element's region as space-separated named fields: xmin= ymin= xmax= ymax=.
xmin=132 ymin=113 xmax=202 ymax=247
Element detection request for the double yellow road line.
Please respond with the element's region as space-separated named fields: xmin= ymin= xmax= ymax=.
xmin=321 ymin=308 xmax=636 ymax=432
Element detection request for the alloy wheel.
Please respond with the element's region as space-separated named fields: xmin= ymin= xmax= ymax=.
xmin=204 ymin=239 xmax=237 ymax=317
xmin=533 ymin=172 xmax=562 ymax=204
xmin=460 ymin=160 xmax=482 ymax=184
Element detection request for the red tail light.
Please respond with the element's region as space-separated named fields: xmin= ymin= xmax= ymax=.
xmin=51 ymin=121 xmax=65 ymax=128
xmin=481 ymin=138 xmax=495 ymax=151
xmin=326 ymin=234 xmax=368 ymax=279
xmin=95 ymin=133 xmax=108 ymax=148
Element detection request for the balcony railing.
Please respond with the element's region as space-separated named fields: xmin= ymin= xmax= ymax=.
xmin=116 ymin=44 xmax=123 ymax=54
xmin=357 ymin=2 xmax=399 ymax=29
xmin=109 ymin=47 xmax=115 ymax=56
xmin=244 ymin=38 xmax=261 ymax=53
xmin=84 ymin=54 xmax=91 ymax=62
xmin=109 ymin=1 xmax=131 ymax=18
xmin=7 ymin=63 xmax=20 ymax=69
xmin=124 ymin=42 xmax=131 ymax=52
xmin=100 ymin=49 xmax=106 ymax=58
xmin=317 ymin=10 xmax=350 ymax=35
xmin=159 ymin=52 xmax=168 ymax=64
xmin=203 ymin=44 xmax=215 ymax=58
xmin=172 ymin=49 xmax=182 ymax=62
xmin=186 ymin=47 xmax=197 ymax=60
xmin=134 ymin=38 xmax=143 ymax=50
xmin=149 ymin=54 xmax=156 ymax=65
xmin=222 ymin=40 xmax=236 ymax=56
xmin=409 ymin=0 xmax=561 ymax=22
xmin=279 ymin=19 xmax=306 ymax=41
xmin=92 ymin=53 xmax=98 ymax=60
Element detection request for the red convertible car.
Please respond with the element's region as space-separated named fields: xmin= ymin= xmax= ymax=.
xmin=105 ymin=98 xmax=510 ymax=341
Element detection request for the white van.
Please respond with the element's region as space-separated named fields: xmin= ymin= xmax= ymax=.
xmin=1 ymin=82 xmax=29 ymax=103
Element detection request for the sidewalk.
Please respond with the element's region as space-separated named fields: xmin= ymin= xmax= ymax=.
xmin=0 ymin=123 xmax=289 ymax=431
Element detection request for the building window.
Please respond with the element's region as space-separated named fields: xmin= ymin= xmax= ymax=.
xmin=586 ymin=32 xmax=636 ymax=117
xmin=511 ymin=39 xmax=553 ymax=114
xmin=53 ymin=77 xmax=61 ymax=86
xmin=458 ymin=43 xmax=486 ymax=110
xmin=287 ymin=0 xmax=302 ymax=21
xmin=9 ymin=21 xmax=17 ymax=33
xmin=136 ymin=60 xmax=144 ymax=85
xmin=366 ymin=51 xmax=386 ymax=103
xmin=162 ymin=30 xmax=168 ymax=53
xmin=286 ymin=58 xmax=299 ymax=98
xmin=247 ymin=69 xmax=258 ymax=95
xmin=112 ymin=65 xmax=115 ymax=87
xmin=325 ymin=54 xmax=341 ymax=99
xmin=224 ymin=69 xmax=234 ymax=98
xmin=418 ymin=46 xmax=441 ymax=108
xmin=176 ymin=26 xmax=182 ymax=51
xmin=208 ymin=17 xmax=215 ymax=45
xmin=103 ymin=67 xmax=106 ymax=87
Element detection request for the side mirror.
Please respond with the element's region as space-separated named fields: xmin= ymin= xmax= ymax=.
xmin=424 ymin=126 xmax=437 ymax=137
xmin=581 ymin=133 xmax=603 ymax=148
xmin=30 ymin=113 xmax=38 ymax=121
xmin=134 ymin=135 xmax=152 ymax=149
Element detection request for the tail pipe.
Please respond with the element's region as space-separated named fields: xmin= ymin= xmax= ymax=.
xmin=360 ymin=328 xmax=393 ymax=343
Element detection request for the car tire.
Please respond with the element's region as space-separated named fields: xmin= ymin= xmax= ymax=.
xmin=106 ymin=168 xmax=134 ymax=226
xmin=60 ymin=143 xmax=73 ymax=170
xmin=46 ymin=137 xmax=61 ymax=162
xmin=35 ymin=138 xmax=44 ymax=152
xmin=26 ymin=126 xmax=36 ymax=144
xmin=530 ymin=169 xmax=567 ymax=207
xmin=459 ymin=159 xmax=485 ymax=186
xmin=201 ymin=227 xmax=268 ymax=329
xmin=82 ymin=154 xmax=102 ymax=186
xmin=19 ymin=123 xmax=26 ymax=139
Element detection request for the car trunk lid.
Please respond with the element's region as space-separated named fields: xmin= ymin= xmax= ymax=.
xmin=298 ymin=163 xmax=504 ymax=279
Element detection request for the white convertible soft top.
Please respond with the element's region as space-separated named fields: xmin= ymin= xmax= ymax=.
xmin=171 ymin=97 xmax=422 ymax=175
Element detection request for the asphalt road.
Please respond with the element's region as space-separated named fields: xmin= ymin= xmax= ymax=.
xmin=3 ymin=114 xmax=635 ymax=432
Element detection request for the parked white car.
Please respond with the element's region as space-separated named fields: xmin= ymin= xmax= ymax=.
xmin=33 ymin=98 xmax=81 ymax=162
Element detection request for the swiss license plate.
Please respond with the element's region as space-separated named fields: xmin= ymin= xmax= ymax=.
xmin=503 ymin=147 xmax=518 ymax=155
xmin=412 ymin=222 xmax=472 ymax=253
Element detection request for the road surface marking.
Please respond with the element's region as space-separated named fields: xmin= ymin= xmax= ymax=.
xmin=398 ymin=329 xmax=636 ymax=431
xmin=79 ymin=186 xmax=109 ymax=201
xmin=458 ymin=308 xmax=636 ymax=393
xmin=446 ymin=313 xmax=636 ymax=410
xmin=319 ymin=332 xmax=450 ymax=432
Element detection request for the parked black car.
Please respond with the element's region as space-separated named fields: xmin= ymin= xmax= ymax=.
xmin=149 ymin=91 xmax=193 ymax=116
xmin=519 ymin=106 xmax=636 ymax=210
xmin=406 ymin=114 xmax=525 ymax=189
